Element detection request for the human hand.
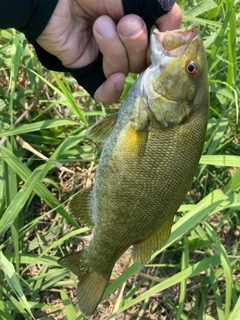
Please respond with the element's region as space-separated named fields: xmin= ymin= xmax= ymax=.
xmin=36 ymin=0 xmax=182 ymax=103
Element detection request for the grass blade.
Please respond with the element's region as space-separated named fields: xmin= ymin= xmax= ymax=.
xmin=60 ymin=290 xmax=79 ymax=319
xmin=111 ymin=255 xmax=221 ymax=317
xmin=0 ymin=119 xmax=79 ymax=138
xmin=0 ymin=146 xmax=78 ymax=227
xmin=0 ymin=169 xmax=41 ymax=235
xmin=0 ymin=251 xmax=34 ymax=318
xmin=203 ymin=221 xmax=233 ymax=319
xmin=229 ymin=296 xmax=240 ymax=320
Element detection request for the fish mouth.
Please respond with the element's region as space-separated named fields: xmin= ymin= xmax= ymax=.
xmin=150 ymin=23 xmax=199 ymax=63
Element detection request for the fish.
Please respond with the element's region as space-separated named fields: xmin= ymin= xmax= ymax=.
xmin=59 ymin=23 xmax=209 ymax=317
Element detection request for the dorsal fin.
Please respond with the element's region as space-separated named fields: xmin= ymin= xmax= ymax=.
xmin=68 ymin=186 xmax=94 ymax=228
xmin=86 ymin=113 xmax=118 ymax=143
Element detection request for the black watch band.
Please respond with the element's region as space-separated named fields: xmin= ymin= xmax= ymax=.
xmin=123 ymin=0 xmax=175 ymax=31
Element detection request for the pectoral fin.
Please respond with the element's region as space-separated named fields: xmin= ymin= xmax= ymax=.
xmin=68 ymin=186 xmax=93 ymax=228
xmin=86 ymin=113 xmax=118 ymax=143
xmin=132 ymin=217 xmax=173 ymax=265
xmin=121 ymin=125 xmax=148 ymax=160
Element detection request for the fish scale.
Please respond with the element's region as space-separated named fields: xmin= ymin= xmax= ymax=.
xmin=59 ymin=23 xmax=209 ymax=317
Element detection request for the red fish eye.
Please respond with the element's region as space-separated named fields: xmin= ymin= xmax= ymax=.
xmin=186 ymin=61 xmax=198 ymax=76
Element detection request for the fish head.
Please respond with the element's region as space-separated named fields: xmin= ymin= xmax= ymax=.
xmin=143 ymin=23 xmax=208 ymax=128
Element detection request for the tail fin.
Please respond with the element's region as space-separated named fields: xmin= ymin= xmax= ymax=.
xmin=58 ymin=250 xmax=110 ymax=317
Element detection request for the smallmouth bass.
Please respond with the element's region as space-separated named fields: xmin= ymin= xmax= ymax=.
xmin=59 ymin=23 xmax=209 ymax=316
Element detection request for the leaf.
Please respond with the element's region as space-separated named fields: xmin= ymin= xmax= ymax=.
xmin=51 ymin=71 xmax=88 ymax=125
xmin=111 ymin=256 xmax=221 ymax=317
xmin=0 ymin=146 xmax=78 ymax=228
xmin=200 ymin=155 xmax=240 ymax=167
xmin=4 ymin=253 xmax=59 ymax=266
xmin=208 ymin=2 xmax=234 ymax=70
xmin=204 ymin=222 xmax=233 ymax=319
xmin=230 ymin=168 xmax=240 ymax=191
xmin=0 ymin=169 xmax=41 ymax=235
xmin=60 ymin=290 xmax=78 ymax=319
xmin=0 ymin=160 xmax=4 ymax=217
xmin=229 ymin=296 xmax=240 ymax=320
xmin=0 ymin=119 xmax=79 ymax=138
xmin=184 ymin=0 xmax=218 ymax=17
xmin=0 ymin=251 xmax=34 ymax=318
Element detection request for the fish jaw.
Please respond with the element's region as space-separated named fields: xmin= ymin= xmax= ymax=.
xmin=143 ymin=23 xmax=208 ymax=128
xmin=150 ymin=23 xmax=199 ymax=63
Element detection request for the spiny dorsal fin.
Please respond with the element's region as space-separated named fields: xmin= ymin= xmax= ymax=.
xmin=68 ymin=186 xmax=93 ymax=228
xmin=132 ymin=217 xmax=173 ymax=265
xmin=86 ymin=112 xmax=118 ymax=143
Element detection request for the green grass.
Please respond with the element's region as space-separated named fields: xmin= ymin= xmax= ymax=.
xmin=0 ymin=0 xmax=240 ymax=319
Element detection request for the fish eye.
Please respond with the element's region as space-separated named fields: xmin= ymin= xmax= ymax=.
xmin=186 ymin=61 xmax=199 ymax=77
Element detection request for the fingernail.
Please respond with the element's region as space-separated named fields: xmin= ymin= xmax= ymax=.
xmin=95 ymin=19 xmax=116 ymax=38
xmin=119 ymin=18 xmax=144 ymax=38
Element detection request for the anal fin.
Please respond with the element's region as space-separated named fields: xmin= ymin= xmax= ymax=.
xmin=68 ymin=186 xmax=93 ymax=228
xmin=132 ymin=218 xmax=173 ymax=265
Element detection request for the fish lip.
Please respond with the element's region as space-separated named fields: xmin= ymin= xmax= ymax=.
xmin=150 ymin=23 xmax=200 ymax=61
xmin=153 ymin=23 xmax=199 ymax=48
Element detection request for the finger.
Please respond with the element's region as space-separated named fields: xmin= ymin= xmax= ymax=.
xmin=94 ymin=72 xmax=126 ymax=103
xmin=155 ymin=3 xmax=182 ymax=32
xmin=117 ymin=14 xmax=148 ymax=74
xmin=93 ymin=15 xmax=129 ymax=78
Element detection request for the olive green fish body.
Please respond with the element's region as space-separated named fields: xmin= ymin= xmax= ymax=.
xmin=89 ymin=107 xmax=207 ymax=268
xmin=59 ymin=23 xmax=209 ymax=316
